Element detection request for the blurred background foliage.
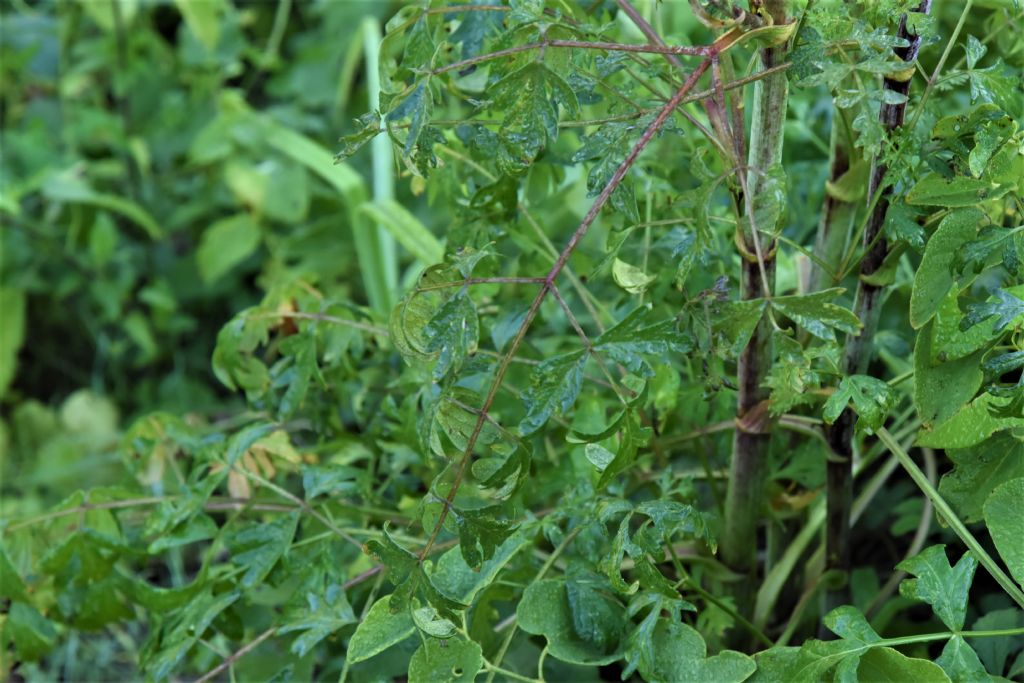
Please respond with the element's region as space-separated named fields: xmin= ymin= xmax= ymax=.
xmin=1 ymin=0 xmax=413 ymax=511
xmin=2 ymin=0 xmax=1023 ymax=680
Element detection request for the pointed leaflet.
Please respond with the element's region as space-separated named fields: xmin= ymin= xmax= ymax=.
xmin=226 ymin=512 xmax=299 ymax=588
xmin=597 ymin=409 xmax=652 ymax=489
xmin=573 ymin=119 xmax=645 ymax=222
xmin=857 ymin=648 xmax=950 ymax=682
xmin=491 ymin=62 xmax=579 ymax=175
xmin=565 ymin=564 xmax=628 ymax=652
xmin=391 ymin=263 xmax=477 ymax=374
xmin=916 ymin=393 xmax=1024 ymax=449
xmin=823 ymin=375 xmax=897 ymax=434
xmin=960 ymin=288 xmax=1024 ymax=333
xmin=594 ymin=306 xmax=691 ymax=374
xmin=423 ymin=289 xmax=479 ymax=380
xmin=713 ymin=299 xmax=767 ymax=358
xmin=453 ymin=506 xmax=516 ymax=570
xmin=939 ymin=433 xmax=1024 ymax=524
xmin=983 ymin=478 xmax=1024 ymax=590
xmin=519 ymin=350 xmax=587 ymax=436
xmin=913 ymin=320 xmax=984 ymax=427
xmin=770 ymin=288 xmax=861 ymax=342
xmin=346 ymin=597 xmax=415 ymax=663
xmin=897 ymin=545 xmax=978 ymax=631
xmin=910 ymin=208 xmax=984 ymax=329
xmin=277 ymin=582 xmax=357 ymax=657
xmin=364 ymin=527 xmax=466 ymax=622
xmin=936 ymin=636 xmax=990 ymax=683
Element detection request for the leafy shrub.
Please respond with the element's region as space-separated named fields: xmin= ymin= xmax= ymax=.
xmin=2 ymin=1 xmax=1024 ymax=681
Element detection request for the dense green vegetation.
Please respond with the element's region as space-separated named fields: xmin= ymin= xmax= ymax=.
xmin=2 ymin=0 xmax=1023 ymax=681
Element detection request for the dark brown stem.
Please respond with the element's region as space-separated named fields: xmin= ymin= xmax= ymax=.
xmin=417 ymin=59 xmax=712 ymax=562
xmin=721 ymin=0 xmax=789 ymax=631
xmin=822 ymin=0 xmax=932 ymax=627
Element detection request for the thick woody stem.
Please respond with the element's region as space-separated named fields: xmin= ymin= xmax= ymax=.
xmin=823 ymin=0 xmax=932 ymax=624
xmin=721 ymin=0 xmax=789 ymax=628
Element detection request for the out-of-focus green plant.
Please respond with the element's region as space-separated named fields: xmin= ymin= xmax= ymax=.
xmin=3 ymin=1 xmax=1024 ymax=682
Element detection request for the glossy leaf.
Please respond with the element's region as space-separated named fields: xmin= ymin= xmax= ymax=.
xmin=897 ymin=545 xmax=978 ymax=630
xmin=910 ymin=208 xmax=984 ymax=329
xmin=983 ymin=478 xmax=1024 ymax=590
xmin=938 ymin=433 xmax=1024 ymax=524
xmin=771 ymin=289 xmax=861 ymax=342
xmin=822 ymin=375 xmax=896 ymax=433
xmin=347 ymin=597 xmax=416 ymax=664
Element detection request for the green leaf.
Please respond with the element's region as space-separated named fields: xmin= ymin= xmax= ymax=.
xmin=412 ymin=604 xmax=457 ymax=638
xmin=713 ymin=300 xmax=767 ymax=358
xmin=519 ymin=350 xmax=587 ymax=436
xmin=197 ymin=214 xmax=262 ymax=284
xmin=337 ymin=112 xmax=382 ymax=160
xmin=960 ymin=289 xmax=1024 ymax=333
xmin=491 ymin=62 xmax=579 ymax=175
xmin=392 ymin=263 xmax=458 ymax=363
xmin=148 ymin=513 xmax=218 ymax=554
xmin=822 ymin=375 xmax=897 ymax=433
xmin=0 ymin=287 xmax=26 ymax=400
xmin=936 ymin=635 xmax=991 ymax=683
xmin=939 ymin=433 xmax=1024 ymax=524
xmin=42 ymin=169 xmax=162 ymax=239
xmin=347 ymin=597 xmax=416 ymax=664
xmin=612 ymin=258 xmax=656 ymax=295
xmin=983 ymin=478 xmax=1024 ymax=590
xmin=173 ymin=0 xmax=220 ymax=50
xmin=360 ymin=199 xmax=444 ymax=265
xmin=930 ymin=289 xmax=1001 ymax=362
xmin=897 ymin=545 xmax=978 ymax=630
xmin=910 ymin=208 xmax=984 ymax=329
xmin=906 ymin=174 xmax=998 ymax=207
xmin=916 ymin=393 xmax=1024 ymax=448
xmin=517 ymin=579 xmax=623 ymax=666
xmin=278 ymin=583 xmax=357 ymax=657
xmin=857 ymin=647 xmax=951 ymax=682
xmin=597 ymin=409 xmax=652 ymax=489
xmin=144 ymin=589 xmax=241 ymax=681
xmin=453 ymin=506 xmax=515 ymax=570
xmin=565 ymin=565 xmax=627 ymax=651
xmin=5 ymin=601 xmax=58 ymax=662
xmin=595 ymin=306 xmax=692 ymax=374
xmin=226 ymin=512 xmax=299 ymax=588
xmin=914 ymin=320 xmax=984 ymax=427
xmin=640 ymin=619 xmax=755 ymax=683
xmin=365 ymin=528 xmax=466 ymax=622
xmin=884 ymin=202 xmax=926 ymax=250
xmin=423 ymin=290 xmax=479 ymax=381
xmin=971 ymin=608 xmax=1024 ymax=676
xmin=0 ymin=545 xmax=28 ymax=602
xmin=771 ymin=288 xmax=861 ymax=342
xmin=408 ymin=637 xmax=482 ymax=683
xmin=430 ymin=529 xmax=530 ymax=604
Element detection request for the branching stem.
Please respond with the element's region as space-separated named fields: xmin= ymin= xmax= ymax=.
xmin=417 ymin=59 xmax=712 ymax=562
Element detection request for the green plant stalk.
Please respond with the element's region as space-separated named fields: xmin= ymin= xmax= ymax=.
xmin=721 ymin=0 xmax=788 ymax=619
xmin=356 ymin=17 xmax=398 ymax=314
xmin=807 ymin=109 xmax=854 ymax=293
xmin=877 ymin=428 xmax=1024 ymax=610
xmin=823 ymin=1 xmax=931 ymax=622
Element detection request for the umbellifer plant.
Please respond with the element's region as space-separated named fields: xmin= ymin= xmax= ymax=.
xmin=3 ymin=1 xmax=1024 ymax=681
